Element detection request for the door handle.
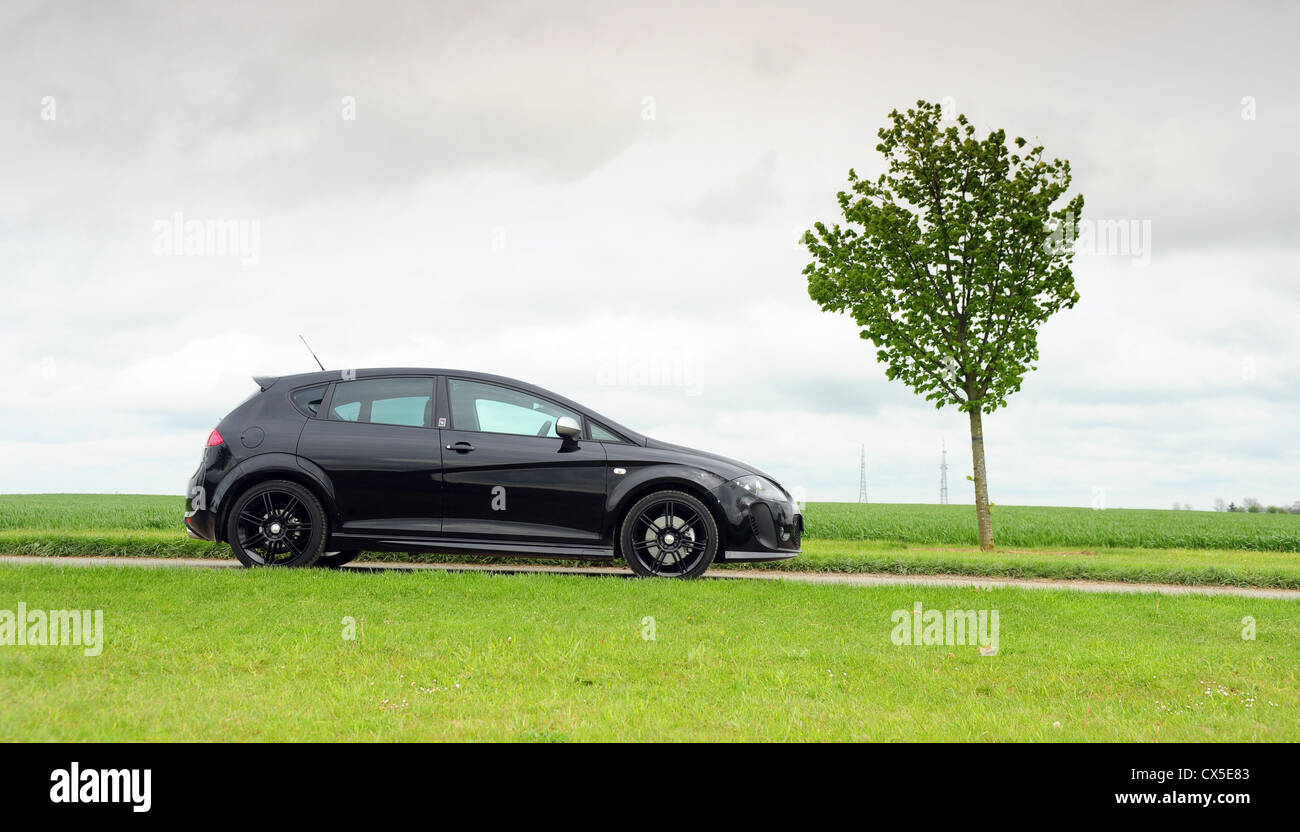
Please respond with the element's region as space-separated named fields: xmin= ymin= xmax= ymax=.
xmin=446 ymin=441 xmax=475 ymax=453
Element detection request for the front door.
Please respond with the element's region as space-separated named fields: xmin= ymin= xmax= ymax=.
xmin=439 ymin=377 xmax=607 ymax=542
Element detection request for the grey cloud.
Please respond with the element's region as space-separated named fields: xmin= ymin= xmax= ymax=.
xmin=2 ymin=0 xmax=1299 ymax=506
xmin=678 ymin=151 xmax=781 ymax=224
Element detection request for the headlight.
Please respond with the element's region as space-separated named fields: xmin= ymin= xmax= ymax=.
xmin=731 ymin=475 xmax=789 ymax=501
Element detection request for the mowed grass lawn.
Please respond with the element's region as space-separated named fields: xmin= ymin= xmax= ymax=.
xmin=4 ymin=494 xmax=1300 ymax=588
xmin=1 ymin=563 xmax=1296 ymax=741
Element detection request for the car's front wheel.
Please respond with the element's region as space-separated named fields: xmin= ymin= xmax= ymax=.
xmin=226 ymin=480 xmax=327 ymax=568
xmin=620 ymin=490 xmax=718 ymax=579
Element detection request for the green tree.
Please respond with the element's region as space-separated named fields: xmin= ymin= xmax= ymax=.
xmin=803 ymin=101 xmax=1084 ymax=550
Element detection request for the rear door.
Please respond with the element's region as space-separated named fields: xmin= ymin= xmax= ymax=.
xmin=439 ymin=377 xmax=607 ymax=543
xmin=297 ymin=376 xmax=442 ymax=537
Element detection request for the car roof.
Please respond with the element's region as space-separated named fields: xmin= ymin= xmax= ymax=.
xmin=256 ymin=368 xmax=648 ymax=446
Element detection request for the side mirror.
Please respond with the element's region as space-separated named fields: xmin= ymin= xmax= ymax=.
xmin=556 ymin=416 xmax=581 ymax=440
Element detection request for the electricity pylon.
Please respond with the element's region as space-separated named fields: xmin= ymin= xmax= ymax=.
xmin=858 ymin=445 xmax=868 ymax=503
xmin=939 ymin=439 xmax=950 ymax=505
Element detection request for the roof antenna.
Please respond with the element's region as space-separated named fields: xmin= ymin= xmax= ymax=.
xmin=298 ymin=335 xmax=327 ymax=372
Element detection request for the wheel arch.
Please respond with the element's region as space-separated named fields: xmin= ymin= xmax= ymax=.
xmin=608 ymin=470 xmax=727 ymax=560
xmin=212 ymin=454 xmax=338 ymax=543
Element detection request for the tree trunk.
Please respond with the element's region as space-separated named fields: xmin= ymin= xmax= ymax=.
xmin=968 ymin=407 xmax=994 ymax=550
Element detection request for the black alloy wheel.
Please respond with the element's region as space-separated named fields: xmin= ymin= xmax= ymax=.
xmin=226 ymin=480 xmax=327 ymax=568
xmin=620 ymin=490 xmax=718 ymax=579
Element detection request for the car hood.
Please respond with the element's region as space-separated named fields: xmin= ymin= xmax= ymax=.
xmin=643 ymin=438 xmax=774 ymax=483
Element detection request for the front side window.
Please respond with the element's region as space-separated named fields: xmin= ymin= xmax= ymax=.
xmin=327 ymin=377 xmax=434 ymax=428
xmin=448 ymin=378 xmax=580 ymax=439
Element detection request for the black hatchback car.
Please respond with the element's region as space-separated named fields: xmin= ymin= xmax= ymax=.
xmin=185 ymin=369 xmax=801 ymax=578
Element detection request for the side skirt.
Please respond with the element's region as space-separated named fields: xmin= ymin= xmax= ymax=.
xmin=717 ymin=549 xmax=799 ymax=563
xmin=328 ymin=534 xmax=616 ymax=561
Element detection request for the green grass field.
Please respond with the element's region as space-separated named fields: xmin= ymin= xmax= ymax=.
xmin=3 ymin=494 xmax=1299 ymax=588
xmin=805 ymin=502 xmax=1300 ymax=551
xmin=1 ymin=562 xmax=1295 ymax=741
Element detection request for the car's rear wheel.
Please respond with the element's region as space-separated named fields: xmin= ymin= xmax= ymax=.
xmin=316 ymin=550 xmax=359 ymax=568
xmin=620 ymin=490 xmax=718 ymax=579
xmin=226 ymin=480 xmax=327 ymax=568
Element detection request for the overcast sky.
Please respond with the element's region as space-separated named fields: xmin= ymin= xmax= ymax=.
xmin=2 ymin=0 xmax=1297 ymax=508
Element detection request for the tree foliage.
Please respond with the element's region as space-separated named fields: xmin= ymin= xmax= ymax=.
xmin=803 ymin=100 xmax=1084 ymax=414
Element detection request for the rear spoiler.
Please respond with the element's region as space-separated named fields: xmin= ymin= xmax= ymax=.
xmin=253 ymin=375 xmax=280 ymax=392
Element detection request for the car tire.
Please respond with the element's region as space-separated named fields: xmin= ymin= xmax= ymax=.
xmin=226 ymin=479 xmax=328 ymax=568
xmin=316 ymin=550 xmax=360 ymax=568
xmin=620 ymin=490 xmax=718 ymax=579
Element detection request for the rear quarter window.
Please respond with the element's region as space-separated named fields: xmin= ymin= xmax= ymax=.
xmin=291 ymin=385 xmax=327 ymax=417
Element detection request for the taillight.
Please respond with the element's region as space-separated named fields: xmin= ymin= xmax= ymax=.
xmin=205 ymin=429 xmax=224 ymax=447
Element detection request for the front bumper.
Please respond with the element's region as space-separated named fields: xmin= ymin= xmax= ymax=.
xmin=712 ymin=480 xmax=802 ymax=563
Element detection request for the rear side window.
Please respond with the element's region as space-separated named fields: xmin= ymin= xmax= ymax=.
xmin=291 ymin=385 xmax=327 ymax=417
xmin=327 ymin=377 xmax=435 ymax=428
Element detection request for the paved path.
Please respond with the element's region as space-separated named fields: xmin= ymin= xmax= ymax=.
xmin=3 ymin=554 xmax=1298 ymax=599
